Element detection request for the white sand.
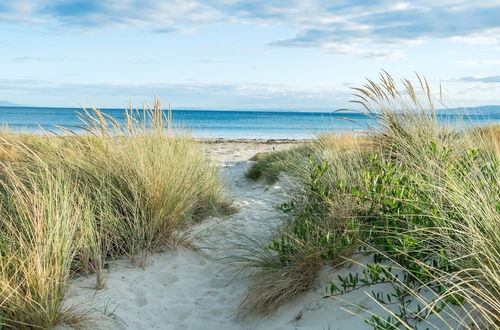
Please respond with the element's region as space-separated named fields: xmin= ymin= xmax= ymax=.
xmin=60 ymin=141 xmax=460 ymax=330
xmin=200 ymin=139 xmax=305 ymax=162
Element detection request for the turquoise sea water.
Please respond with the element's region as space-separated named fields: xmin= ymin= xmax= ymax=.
xmin=0 ymin=106 xmax=499 ymax=139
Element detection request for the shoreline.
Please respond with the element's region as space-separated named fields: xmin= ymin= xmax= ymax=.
xmin=0 ymin=130 xmax=315 ymax=143
xmin=196 ymin=138 xmax=311 ymax=144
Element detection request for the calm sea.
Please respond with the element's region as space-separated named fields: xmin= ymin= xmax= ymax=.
xmin=0 ymin=106 xmax=498 ymax=139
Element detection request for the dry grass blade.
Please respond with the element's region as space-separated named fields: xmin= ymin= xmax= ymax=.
xmin=0 ymin=98 xmax=231 ymax=328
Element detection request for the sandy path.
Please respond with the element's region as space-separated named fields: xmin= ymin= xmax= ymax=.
xmin=62 ymin=160 xmax=288 ymax=329
xmin=200 ymin=140 xmax=303 ymax=162
xmin=60 ymin=143 xmax=319 ymax=329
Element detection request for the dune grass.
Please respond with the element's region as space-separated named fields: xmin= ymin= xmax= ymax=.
xmin=240 ymin=137 xmax=370 ymax=315
xmin=246 ymin=145 xmax=313 ymax=184
xmin=245 ymin=134 xmax=369 ymax=185
xmin=0 ymin=99 xmax=230 ymax=329
xmin=241 ymin=73 xmax=499 ymax=329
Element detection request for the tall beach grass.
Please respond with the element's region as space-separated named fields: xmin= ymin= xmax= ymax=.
xmin=0 ymin=99 xmax=230 ymax=328
xmin=240 ymin=73 xmax=499 ymax=329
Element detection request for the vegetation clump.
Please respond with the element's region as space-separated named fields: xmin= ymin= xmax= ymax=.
xmin=0 ymin=99 xmax=230 ymax=329
xmin=241 ymin=73 xmax=499 ymax=329
xmin=246 ymin=145 xmax=313 ymax=184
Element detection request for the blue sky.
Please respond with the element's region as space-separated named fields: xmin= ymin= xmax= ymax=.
xmin=0 ymin=0 xmax=499 ymax=110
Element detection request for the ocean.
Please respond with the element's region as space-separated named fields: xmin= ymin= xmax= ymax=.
xmin=0 ymin=106 xmax=499 ymax=139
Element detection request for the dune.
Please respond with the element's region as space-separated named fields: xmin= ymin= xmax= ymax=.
xmin=58 ymin=141 xmax=461 ymax=330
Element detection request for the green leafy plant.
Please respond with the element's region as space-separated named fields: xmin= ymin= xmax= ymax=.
xmin=323 ymin=72 xmax=500 ymax=329
xmin=246 ymin=145 xmax=312 ymax=184
xmin=239 ymin=72 xmax=499 ymax=330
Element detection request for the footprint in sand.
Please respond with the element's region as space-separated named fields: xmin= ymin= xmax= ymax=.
xmin=206 ymin=307 xmax=225 ymax=317
xmin=156 ymin=272 xmax=179 ymax=287
xmin=204 ymin=289 xmax=220 ymax=297
xmin=161 ymin=305 xmax=193 ymax=324
xmin=191 ymin=289 xmax=221 ymax=309
xmin=208 ymin=275 xmax=228 ymax=288
xmin=132 ymin=286 xmax=146 ymax=296
xmin=134 ymin=296 xmax=148 ymax=307
xmin=130 ymin=286 xmax=148 ymax=307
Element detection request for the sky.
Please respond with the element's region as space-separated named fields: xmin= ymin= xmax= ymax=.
xmin=0 ymin=0 xmax=499 ymax=110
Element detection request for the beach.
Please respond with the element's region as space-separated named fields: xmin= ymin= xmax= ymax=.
xmin=56 ymin=139 xmax=466 ymax=330
xmin=200 ymin=139 xmax=306 ymax=161
xmin=1 ymin=81 xmax=498 ymax=330
xmin=2 ymin=2 xmax=500 ymax=328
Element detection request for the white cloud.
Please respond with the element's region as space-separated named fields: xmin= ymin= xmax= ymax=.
xmin=457 ymin=59 xmax=500 ymax=66
xmin=459 ymin=76 xmax=500 ymax=83
xmin=320 ymin=42 xmax=404 ymax=59
xmin=450 ymin=28 xmax=500 ymax=45
xmin=0 ymin=0 xmax=499 ymax=58
xmin=0 ymin=78 xmax=351 ymax=109
xmin=0 ymin=0 xmax=224 ymax=31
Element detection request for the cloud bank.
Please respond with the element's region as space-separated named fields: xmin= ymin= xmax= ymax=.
xmin=0 ymin=78 xmax=351 ymax=109
xmin=1 ymin=0 xmax=499 ymax=57
xmin=459 ymin=76 xmax=500 ymax=83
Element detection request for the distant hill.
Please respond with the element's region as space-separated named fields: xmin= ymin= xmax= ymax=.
xmin=443 ymin=105 xmax=500 ymax=114
xmin=0 ymin=100 xmax=21 ymax=107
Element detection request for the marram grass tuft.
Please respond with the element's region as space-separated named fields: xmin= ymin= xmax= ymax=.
xmin=0 ymin=98 xmax=230 ymax=328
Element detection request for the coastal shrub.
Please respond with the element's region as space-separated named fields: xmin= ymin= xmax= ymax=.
xmin=240 ymin=137 xmax=370 ymax=315
xmin=332 ymin=73 xmax=500 ymax=329
xmin=0 ymin=99 xmax=230 ymax=328
xmin=246 ymin=135 xmax=367 ymax=184
xmin=328 ymin=142 xmax=499 ymax=328
xmin=240 ymin=73 xmax=499 ymax=329
xmin=246 ymin=145 xmax=312 ymax=184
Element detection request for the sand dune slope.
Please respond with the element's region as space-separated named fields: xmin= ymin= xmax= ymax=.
xmin=62 ymin=156 xmax=455 ymax=329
